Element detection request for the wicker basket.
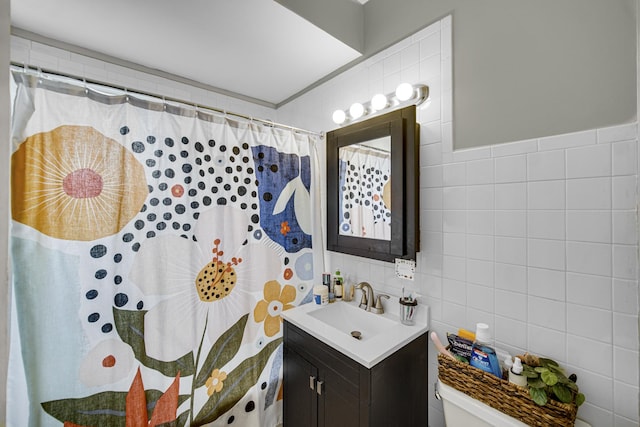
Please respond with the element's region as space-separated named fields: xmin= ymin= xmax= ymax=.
xmin=438 ymin=353 xmax=578 ymax=426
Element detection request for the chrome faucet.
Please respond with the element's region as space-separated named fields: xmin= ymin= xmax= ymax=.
xmin=355 ymin=282 xmax=374 ymax=311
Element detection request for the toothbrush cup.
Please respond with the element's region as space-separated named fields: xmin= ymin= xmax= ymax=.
xmin=399 ymin=297 xmax=417 ymax=325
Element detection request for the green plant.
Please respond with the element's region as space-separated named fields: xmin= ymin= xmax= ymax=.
xmin=521 ymin=357 xmax=586 ymax=407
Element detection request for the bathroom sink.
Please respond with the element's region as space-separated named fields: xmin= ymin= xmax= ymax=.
xmin=307 ymin=301 xmax=396 ymax=341
xmin=282 ymin=298 xmax=429 ymax=368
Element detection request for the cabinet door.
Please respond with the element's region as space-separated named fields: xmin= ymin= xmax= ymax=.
xmin=317 ymin=367 xmax=360 ymax=427
xmin=283 ymin=345 xmax=318 ymax=427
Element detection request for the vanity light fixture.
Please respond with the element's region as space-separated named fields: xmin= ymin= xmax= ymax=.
xmin=370 ymin=93 xmax=388 ymax=111
xmin=332 ymin=109 xmax=347 ymax=125
xmin=395 ymin=82 xmax=414 ymax=102
xmin=349 ymin=102 xmax=365 ymax=120
xmin=331 ymin=83 xmax=428 ymax=125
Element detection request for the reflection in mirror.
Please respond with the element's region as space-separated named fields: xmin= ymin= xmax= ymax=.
xmin=338 ymin=137 xmax=391 ymax=240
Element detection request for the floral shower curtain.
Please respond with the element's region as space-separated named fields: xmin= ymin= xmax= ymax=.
xmin=7 ymin=70 xmax=319 ymax=426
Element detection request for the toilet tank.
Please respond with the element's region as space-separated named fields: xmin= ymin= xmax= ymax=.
xmin=437 ymin=380 xmax=591 ymax=427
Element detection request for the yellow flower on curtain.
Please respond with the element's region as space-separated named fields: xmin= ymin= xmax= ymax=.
xmin=205 ymin=368 xmax=228 ymax=396
xmin=11 ymin=125 xmax=148 ymax=241
xmin=254 ymin=280 xmax=296 ymax=337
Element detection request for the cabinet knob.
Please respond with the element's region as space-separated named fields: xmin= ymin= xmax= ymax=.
xmin=316 ymin=380 xmax=324 ymax=395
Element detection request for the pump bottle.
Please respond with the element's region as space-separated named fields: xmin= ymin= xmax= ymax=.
xmin=508 ymin=356 xmax=528 ymax=387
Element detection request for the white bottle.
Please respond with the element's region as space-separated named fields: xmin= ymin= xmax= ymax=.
xmin=508 ymin=356 xmax=528 ymax=387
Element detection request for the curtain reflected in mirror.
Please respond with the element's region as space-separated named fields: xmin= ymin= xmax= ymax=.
xmin=338 ymin=136 xmax=391 ymax=240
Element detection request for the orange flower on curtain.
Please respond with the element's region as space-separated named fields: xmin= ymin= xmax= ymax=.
xmin=63 ymin=368 xmax=180 ymax=427
xmin=253 ymin=280 xmax=296 ymax=337
xmin=279 ymin=221 xmax=290 ymax=236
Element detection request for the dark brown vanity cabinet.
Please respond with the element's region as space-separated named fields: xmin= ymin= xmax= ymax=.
xmin=283 ymin=321 xmax=428 ymax=427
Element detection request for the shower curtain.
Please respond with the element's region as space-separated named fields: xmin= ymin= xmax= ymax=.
xmin=7 ymin=71 xmax=319 ymax=426
xmin=338 ymin=146 xmax=391 ymax=240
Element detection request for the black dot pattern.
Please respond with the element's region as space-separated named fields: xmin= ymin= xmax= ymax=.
xmin=82 ymin=126 xmax=269 ymax=335
xmin=338 ymin=156 xmax=391 ymax=235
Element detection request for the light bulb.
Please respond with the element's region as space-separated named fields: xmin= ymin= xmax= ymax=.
xmin=349 ymin=102 xmax=365 ymax=120
xmin=332 ymin=109 xmax=346 ymax=124
xmin=395 ymin=83 xmax=414 ymax=102
xmin=371 ymin=93 xmax=388 ymax=111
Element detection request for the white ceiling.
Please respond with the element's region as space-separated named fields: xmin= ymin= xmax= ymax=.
xmin=10 ymin=0 xmax=363 ymax=105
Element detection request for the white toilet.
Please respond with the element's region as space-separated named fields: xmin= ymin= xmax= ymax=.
xmin=437 ymin=380 xmax=591 ymax=427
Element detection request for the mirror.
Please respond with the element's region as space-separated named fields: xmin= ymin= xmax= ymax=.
xmin=338 ymin=136 xmax=392 ymax=240
xmin=326 ymin=105 xmax=419 ymax=262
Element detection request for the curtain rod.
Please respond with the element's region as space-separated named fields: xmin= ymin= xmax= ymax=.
xmin=10 ymin=62 xmax=324 ymax=138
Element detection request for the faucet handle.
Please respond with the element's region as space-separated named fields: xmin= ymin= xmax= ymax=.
xmin=355 ymin=282 xmax=370 ymax=309
xmin=355 ymin=284 xmax=367 ymax=309
xmin=372 ymin=294 xmax=390 ymax=314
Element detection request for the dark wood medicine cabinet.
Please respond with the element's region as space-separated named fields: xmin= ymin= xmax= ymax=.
xmin=326 ymin=105 xmax=419 ymax=263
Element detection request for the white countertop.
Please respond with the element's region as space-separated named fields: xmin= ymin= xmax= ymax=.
xmin=282 ymin=298 xmax=429 ymax=369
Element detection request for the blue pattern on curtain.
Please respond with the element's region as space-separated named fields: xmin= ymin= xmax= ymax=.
xmin=8 ymin=72 xmax=317 ymax=427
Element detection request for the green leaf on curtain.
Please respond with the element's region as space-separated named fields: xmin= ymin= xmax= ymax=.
xmin=42 ymin=391 xmax=128 ymax=426
xmin=113 ymin=307 xmax=195 ymax=377
xmin=41 ymin=390 xmax=191 ymax=426
xmin=193 ymin=339 xmax=282 ymax=425
xmin=194 ymin=314 xmax=249 ymax=388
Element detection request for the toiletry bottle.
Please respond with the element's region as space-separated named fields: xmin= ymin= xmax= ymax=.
xmin=323 ymin=273 xmax=334 ymax=303
xmin=469 ymin=323 xmax=502 ymax=378
xmin=328 ymin=279 xmax=335 ymax=303
xmin=334 ymin=270 xmax=343 ymax=285
xmin=334 ymin=277 xmax=343 ymax=300
xmin=503 ymin=355 xmax=514 ymax=381
xmin=508 ymin=356 xmax=528 ymax=387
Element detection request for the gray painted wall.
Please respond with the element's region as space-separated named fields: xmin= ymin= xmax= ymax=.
xmin=1 ymin=0 xmax=9 ymax=422
xmin=283 ymin=0 xmax=637 ymax=149
xmin=370 ymin=0 xmax=637 ymax=148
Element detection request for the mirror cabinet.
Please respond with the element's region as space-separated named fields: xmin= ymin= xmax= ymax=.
xmin=326 ymin=105 xmax=419 ymax=262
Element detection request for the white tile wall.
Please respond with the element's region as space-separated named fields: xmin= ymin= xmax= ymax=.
xmin=275 ymin=16 xmax=639 ymax=427
xmin=12 ymin=13 xmax=640 ymax=427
